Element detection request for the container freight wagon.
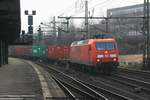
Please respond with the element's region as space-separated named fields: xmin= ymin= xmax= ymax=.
xmin=48 ymin=45 xmax=70 ymax=63
xmin=69 ymin=39 xmax=119 ymax=73
xmin=9 ymin=46 xmax=32 ymax=59
xmin=32 ymin=45 xmax=48 ymax=60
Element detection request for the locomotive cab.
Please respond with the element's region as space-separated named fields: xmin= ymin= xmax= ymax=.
xmin=93 ymin=39 xmax=119 ymax=72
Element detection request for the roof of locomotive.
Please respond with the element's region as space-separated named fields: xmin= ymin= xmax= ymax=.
xmin=71 ymin=38 xmax=116 ymax=47
xmin=89 ymin=38 xmax=116 ymax=43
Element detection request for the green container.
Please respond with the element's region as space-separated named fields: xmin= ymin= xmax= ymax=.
xmin=32 ymin=45 xmax=48 ymax=58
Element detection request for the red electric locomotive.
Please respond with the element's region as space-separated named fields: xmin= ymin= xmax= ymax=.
xmin=69 ymin=38 xmax=119 ymax=73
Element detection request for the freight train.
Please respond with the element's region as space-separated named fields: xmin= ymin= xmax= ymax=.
xmin=9 ymin=38 xmax=119 ymax=74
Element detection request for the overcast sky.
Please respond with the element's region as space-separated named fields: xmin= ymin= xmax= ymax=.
xmin=20 ymin=0 xmax=143 ymax=32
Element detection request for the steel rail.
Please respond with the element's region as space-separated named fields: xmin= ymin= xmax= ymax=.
xmin=78 ymin=79 xmax=132 ymax=100
xmin=37 ymin=62 xmax=108 ymax=100
xmin=51 ymin=75 xmax=78 ymax=100
xmin=52 ymin=75 xmax=102 ymax=100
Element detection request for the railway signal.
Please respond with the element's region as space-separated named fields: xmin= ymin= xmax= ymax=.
xmin=25 ymin=10 xmax=36 ymax=45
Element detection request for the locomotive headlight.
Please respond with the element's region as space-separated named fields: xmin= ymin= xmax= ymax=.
xmin=110 ymin=54 xmax=117 ymax=58
xmin=96 ymin=58 xmax=101 ymax=62
xmin=97 ymin=54 xmax=104 ymax=58
xmin=113 ymin=58 xmax=117 ymax=62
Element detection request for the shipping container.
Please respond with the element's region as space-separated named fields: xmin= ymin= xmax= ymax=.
xmin=8 ymin=45 xmax=32 ymax=59
xmin=32 ymin=45 xmax=48 ymax=59
xmin=48 ymin=45 xmax=69 ymax=61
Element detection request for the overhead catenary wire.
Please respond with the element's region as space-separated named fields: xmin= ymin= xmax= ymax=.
xmin=70 ymin=0 xmax=114 ymax=17
xmin=58 ymin=0 xmax=110 ymax=17
xmin=58 ymin=0 xmax=77 ymax=16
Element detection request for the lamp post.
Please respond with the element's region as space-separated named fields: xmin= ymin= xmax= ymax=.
xmin=25 ymin=10 xmax=36 ymax=44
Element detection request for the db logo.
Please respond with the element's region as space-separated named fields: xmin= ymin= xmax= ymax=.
xmin=105 ymin=54 xmax=109 ymax=58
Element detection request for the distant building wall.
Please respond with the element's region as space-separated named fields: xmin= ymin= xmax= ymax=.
xmin=107 ymin=4 xmax=146 ymax=37
xmin=106 ymin=4 xmax=146 ymax=54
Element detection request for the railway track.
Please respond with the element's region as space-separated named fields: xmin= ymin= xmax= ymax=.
xmin=76 ymin=73 xmax=149 ymax=100
xmin=117 ymin=68 xmax=150 ymax=82
xmin=93 ymin=75 xmax=150 ymax=100
xmin=111 ymin=73 xmax=150 ymax=92
xmin=52 ymin=76 xmax=80 ymax=100
xmin=104 ymin=75 xmax=150 ymax=93
xmin=37 ymin=62 xmax=133 ymax=100
xmin=52 ymin=75 xmax=103 ymax=100
xmin=41 ymin=63 xmax=108 ymax=100
xmin=118 ymin=67 xmax=150 ymax=75
xmin=77 ymin=79 xmax=132 ymax=100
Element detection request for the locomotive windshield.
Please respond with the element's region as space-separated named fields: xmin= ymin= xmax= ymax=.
xmin=96 ymin=42 xmax=116 ymax=50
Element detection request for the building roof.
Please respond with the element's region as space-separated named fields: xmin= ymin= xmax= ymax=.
xmin=107 ymin=3 xmax=144 ymax=12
